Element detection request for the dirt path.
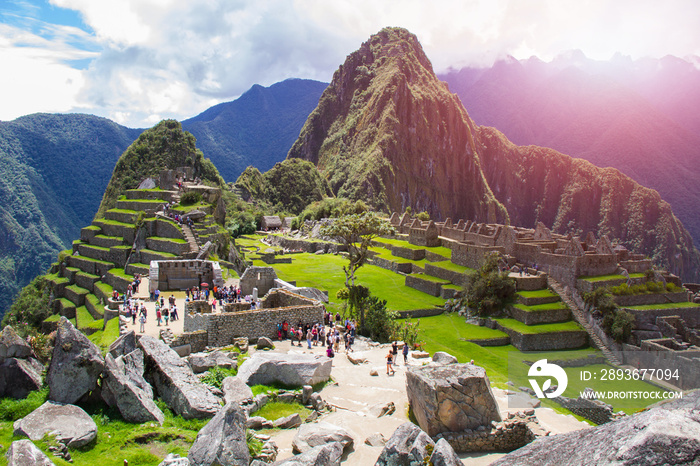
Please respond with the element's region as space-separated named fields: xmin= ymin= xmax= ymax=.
xmin=257 ymin=339 xmax=591 ymax=465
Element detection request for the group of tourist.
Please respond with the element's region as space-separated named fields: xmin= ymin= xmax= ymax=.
xmin=123 ymin=294 xmax=180 ymax=333
xmin=276 ymin=318 xmax=358 ymax=357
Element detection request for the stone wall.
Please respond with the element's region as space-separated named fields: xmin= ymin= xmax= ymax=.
xmin=512 ymin=274 xmax=548 ymax=291
xmin=368 ymin=256 xmax=413 ymax=274
xmin=620 ymin=259 xmax=653 ymax=273
xmin=613 ymin=291 xmax=690 ymax=307
xmin=490 ymin=321 xmax=588 ymax=351
xmin=239 ymin=266 xmax=278 ymax=296
xmin=268 ymin=235 xmax=345 ymax=254
xmin=391 ymin=246 xmax=425 ymax=261
xmin=621 ymin=342 xmax=700 ymax=390
xmin=623 ymin=306 xmax=700 ymax=328
xmin=435 ymin=412 xmax=542 ymax=453
xmin=424 ymin=263 xmax=468 ymax=287
xmin=170 ymin=330 xmax=208 ymax=353
xmin=396 ymin=308 xmax=445 ymax=319
xmin=405 ymin=275 xmax=443 ymax=297
xmin=451 ymin=243 xmax=505 ymax=269
xmin=509 ymin=306 xmax=571 ymax=325
xmin=149 ymin=260 xmax=223 ymax=292
xmin=145 ymin=238 xmax=188 ymax=255
xmin=555 ymin=393 xmax=614 ymax=425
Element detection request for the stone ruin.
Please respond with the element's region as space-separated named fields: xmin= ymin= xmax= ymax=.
xmin=148 ymin=259 xmax=224 ymax=293
xmin=239 ymin=266 xmax=278 ymax=297
xmin=406 ymin=362 xmax=546 ymax=452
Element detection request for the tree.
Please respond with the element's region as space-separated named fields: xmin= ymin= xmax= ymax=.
xmin=347 ymin=285 xmax=397 ymax=342
xmin=320 ymin=212 xmax=394 ymax=287
xmin=462 ymin=252 xmax=516 ymax=317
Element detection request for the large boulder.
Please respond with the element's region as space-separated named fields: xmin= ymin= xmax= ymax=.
xmin=430 ymin=438 xmax=463 ymax=466
xmin=256 ymin=337 xmax=274 ymax=350
xmin=46 ymin=317 xmax=104 ymax=404
xmin=6 ymin=439 xmax=56 ymax=466
xmin=273 ymin=442 xmax=344 ymax=466
xmin=492 ymin=390 xmax=700 ymax=466
xmin=13 ymin=401 xmax=97 ymax=449
xmin=432 ymin=351 xmax=458 ymax=365
xmin=187 ymin=402 xmax=249 ymax=466
xmin=0 ymin=357 xmax=43 ymax=399
xmin=102 ymin=349 xmax=165 ymax=425
xmin=138 ymin=335 xmax=220 ymax=419
xmin=237 ymin=353 xmax=332 ymax=387
xmin=292 ymin=422 xmax=354 ymax=454
xmin=108 ymin=330 xmax=137 ymax=358
xmin=0 ymin=326 xmax=32 ymax=360
xmin=375 ymin=422 xmax=435 ymax=466
xmin=222 ymin=376 xmax=253 ymax=406
xmin=406 ymin=363 xmax=500 ymax=436
xmin=188 ymin=350 xmax=236 ymax=374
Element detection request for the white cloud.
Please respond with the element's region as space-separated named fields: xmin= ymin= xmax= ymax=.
xmin=3 ymin=0 xmax=700 ymax=127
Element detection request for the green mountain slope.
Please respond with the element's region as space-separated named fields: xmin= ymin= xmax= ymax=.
xmin=287 ymin=27 xmax=700 ymax=281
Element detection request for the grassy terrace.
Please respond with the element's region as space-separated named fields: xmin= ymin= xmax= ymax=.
xmin=368 ymin=246 xmax=429 ymax=269
xmin=149 ymin=236 xmax=187 ymax=243
xmin=418 ymin=313 xmax=668 ymax=414
xmin=409 ymin=273 xmax=450 ymax=284
xmin=94 ymin=281 xmax=114 ymax=298
xmin=517 ymin=289 xmax=558 ymax=299
xmin=580 ymin=272 xmax=645 ymax=282
xmin=250 ymin=251 xmax=444 ymax=314
xmin=65 ymin=284 xmax=89 ymax=295
xmin=140 ymin=249 xmax=178 ymax=258
xmin=95 ymin=219 xmax=135 ymax=228
xmin=494 ymin=318 xmax=582 ymax=334
xmin=624 ymin=302 xmax=700 ymax=310
xmin=373 ymin=237 xmax=452 ymax=258
xmin=76 ymin=305 xmax=104 ymax=331
xmin=512 ymin=302 xmax=568 ymax=312
xmin=428 ymin=260 xmax=474 ymax=274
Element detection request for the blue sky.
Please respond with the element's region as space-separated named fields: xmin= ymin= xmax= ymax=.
xmin=1 ymin=0 xmax=699 ymax=128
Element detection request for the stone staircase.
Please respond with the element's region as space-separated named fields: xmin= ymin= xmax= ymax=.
xmin=181 ymin=222 xmax=200 ymax=257
xmin=549 ymin=278 xmax=621 ymax=366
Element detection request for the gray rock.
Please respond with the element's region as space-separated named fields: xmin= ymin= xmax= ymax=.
xmin=237 ymin=352 xmax=332 ymax=387
xmin=221 ymin=376 xmax=253 ymax=405
xmin=292 ymin=421 xmax=354 ymax=453
xmin=233 ymin=337 xmax=249 ymax=353
xmin=430 ymin=438 xmax=462 ymax=466
xmin=364 ymin=432 xmax=386 ymax=447
xmin=46 ymin=317 xmax=104 ymax=404
xmin=108 ymin=330 xmax=136 ymax=358
xmin=137 ymin=177 xmax=157 ymax=189
xmin=0 ymin=357 xmax=43 ymax=399
xmin=368 ymin=401 xmax=396 ymax=418
xmin=309 ymin=393 xmax=325 ymax=411
xmin=6 ymin=439 xmax=56 ymax=466
xmin=138 ymin=335 xmax=220 ymax=419
xmin=188 ymin=402 xmax=249 ymax=466
xmin=102 ymin=349 xmax=164 ymax=425
xmin=273 ymin=442 xmax=343 ymax=466
xmin=375 ymin=422 xmax=435 ymax=466
xmin=256 ymin=337 xmax=274 ymax=350
xmin=247 ymin=416 xmax=273 ymax=430
xmin=432 ymin=351 xmax=458 ymax=365
xmin=188 ymin=350 xmax=236 ymax=374
xmin=346 ymin=352 xmax=368 ymax=365
xmin=492 ymin=390 xmax=700 ymax=466
xmin=158 ymin=453 xmax=190 ymax=466
xmin=273 ymin=413 xmax=302 ymax=429
xmin=302 ymin=385 xmax=313 ymax=405
xmin=277 ymin=392 xmax=298 ymax=403
xmin=406 ymin=363 xmax=501 ymax=436
xmin=0 ymin=326 xmax=32 ymax=361
xmin=13 ymin=401 xmax=97 ymax=449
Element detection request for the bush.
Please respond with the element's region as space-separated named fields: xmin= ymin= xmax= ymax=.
xmin=611 ymin=310 xmax=635 ymax=343
xmin=180 ymin=191 xmax=202 ymax=206
xmin=200 ymin=365 xmax=238 ymax=389
xmin=582 ymin=287 xmax=617 ymax=315
xmin=415 ymin=211 xmax=430 ymax=221
xmin=462 ymin=252 xmax=516 ymax=317
xmin=347 ymin=285 xmax=397 ymax=343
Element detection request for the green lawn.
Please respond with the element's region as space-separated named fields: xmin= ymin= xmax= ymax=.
xmin=624 ymin=302 xmax=700 ymax=310
xmin=580 ymin=273 xmax=644 ymax=282
xmin=512 ymin=302 xmax=568 ymax=312
xmin=428 ymin=260 xmax=474 ymax=274
xmin=88 ymin=318 xmax=121 ymax=353
xmin=517 ymin=289 xmax=558 ymax=299
xmin=251 ymin=252 xmax=444 ymax=314
xmin=494 ymin=318 xmax=583 ymax=334
xmin=253 ymin=401 xmax=311 ymax=422
xmin=418 ymin=313 xmax=670 ymax=414
xmin=368 ymin=246 xmax=429 ymax=269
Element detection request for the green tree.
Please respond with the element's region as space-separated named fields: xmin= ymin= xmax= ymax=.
xmin=2 ymin=275 xmax=52 ymax=335
xmin=462 ymin=252 xmax=516 ymax=317
xmin=320 ymin=212 xmax=393 ymax=287
xmin=347 ymin=285 xmax=397 ymax=342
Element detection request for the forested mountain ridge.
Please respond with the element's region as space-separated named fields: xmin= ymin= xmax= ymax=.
xmin=439 ymin=54 xmax=700 ymax=246
xmin=288 ymin=27 xmax=700 ymax=280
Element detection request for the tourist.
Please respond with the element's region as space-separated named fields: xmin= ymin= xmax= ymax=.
xmin=320 ymin=325 xmax=326 ymax=347
xmin=282 ymin=321 xmax=288 ymax=339
xmin=171 ymin=305 xmax=178 ymax=321
xmin=326 ymin=345 xmax=334 ymax=358
xmin=211 ymin=298 xmax=217 ymax=312
xmin=403 ymin=342 xmax=409 ymax=364
xmin=156 ymin=307 xmax=162 ymax=326
xmin=386 ymin=350 xmax=395 ymax=375
xmin=163 ymin=306 xmax=170 ymax=326
xmin=392 ymin=341 xmax=399 ymax=367
xmin=139 ymin=313 xmax=146 ymax=333
xmin=277 ymin=322 xmax=283 ymax=341
xmin=131 ymin=306 xmax=137 ymax=325
xmin=297 ymin=327 xmax=304 ymax=347
xmin=306 ymin=328 xmax=313 ymax=349
xmin=154 ymin=288 xmax=160 ymax=303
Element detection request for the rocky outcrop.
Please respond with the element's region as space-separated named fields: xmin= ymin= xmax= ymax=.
xmin=138 ymin=335 xmax=220 ymax=419
xmin=237 ymin=352 xmax=332 ymax=387
xmin=0 ymin=357 xmax=43 ymax=399
xmin=13 ymin=401 xmax=97 ymax=449
xmin=46 ymin=317 xmax=104 ymax=404
xmin=429 ymin=438 xmax=463 ymax=466
xmin=187 ymin=402 xmax=249 ymax=466
xmin=492 ymin=390 xmax=700 ymax=465
xmin=292 ymin=422 xmax=354 ymax=454
xmin=273 ymin=442 xmax=344 ymax=466
xmin=188 ymin=350 xmax=236 ymax=374
xmin=108 ymin=330 xmax=137 ymax=358
xmin=256 ymin=336 xmax=274 ymax=350
xmin=432 ymin=351 xmax=458 ymax=365
xmin=222 ymin=376 xmax=253 ymax=406
xmin=0 ymin=326 xmax=33 ymax=360
xmin=374 ymin=422 xmax=436 ymax=465
xmin=102 ymin=349 xmax=164 ymax=424
xmin=273 ymin=413 xmax=302 ymax=429
xmin=406 ymin=363 xmax=501 ymax=437
xmin=6 ymin=439 xmax=56 ymax=466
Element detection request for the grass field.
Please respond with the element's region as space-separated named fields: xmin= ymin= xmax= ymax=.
xmin=512 ymin=302 xmax=568 ymax=312
xmin=516 ymin=289 xmax=558 ymax=299
xmin=493 ymin=318 xmax=583 ymax=334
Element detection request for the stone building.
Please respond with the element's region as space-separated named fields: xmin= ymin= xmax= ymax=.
xmin=148 ymin=259 xmax=224 ymax=292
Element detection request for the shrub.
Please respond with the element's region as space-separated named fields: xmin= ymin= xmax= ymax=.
xmin=462 ymin=252 xmax=516 ymax=317
xmin=611 ymin=310 xmax=635 ymax=343
xmin=415 ymin=211 xmax=430 ymax=221
xmin=200 ymin=365 xmax=238 ymax=389
xmin=180 ymin=191 xmax=202 ymax=206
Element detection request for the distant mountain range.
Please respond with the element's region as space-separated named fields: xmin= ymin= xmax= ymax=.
xmin=439 ymin=52 xmax=700 ymax=246
xmin=0 ymin=79 xmax=325 ymax=320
